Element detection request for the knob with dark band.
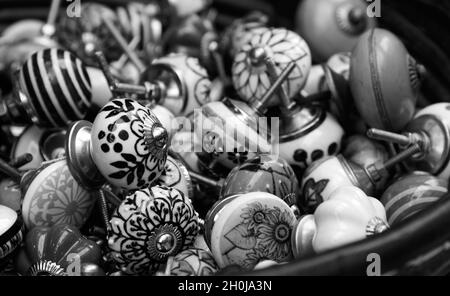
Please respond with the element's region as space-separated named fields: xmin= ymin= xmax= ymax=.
xmin=350 ymin=28 xmax=423 ymax=132
xmin=300 ymin=145 xmax=423 ymax=213
xmin=0 ymin=48 xmax=93 ymax=128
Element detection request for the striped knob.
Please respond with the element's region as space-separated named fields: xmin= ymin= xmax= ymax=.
xmin=18 ymin=48 xmax=92 ymax=127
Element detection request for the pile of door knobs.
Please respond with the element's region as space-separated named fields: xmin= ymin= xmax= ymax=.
xmin=0 ymin=0 xmax=448 ymax=276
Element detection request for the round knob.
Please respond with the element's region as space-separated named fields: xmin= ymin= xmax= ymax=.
xmin=295 ymin=0 xmax=377 ymax=62
xmin=0 ymin=205 xmax=24 ymax=260
xmin=208 ymin=192 xmax=296 ymax=270
xmin=144 ymin=53 xmax=213 ymax=117
xmin=18 ymin=48 xmax=93 ymax=127
xmin=163 ymin=248 xmax=219 ymax=276
xmin=232 ymin=28 xmax=311 ymax=107
xmin=381 ymin=172 xmax=448 ymax=226
xmin=108 ymin=185 xmax=199 ymax=275
xmin=90 ymin=98 xmax=168 ymax=190
xmin=221 ymin=155 xmax=300 ymax=206
xmin=21 ymin=158 xmax=95 ymax=229
xmin=154 ymin=155 xmax=193 ymax=199
xmin=350 ymin=28 xmax=419 ymax=132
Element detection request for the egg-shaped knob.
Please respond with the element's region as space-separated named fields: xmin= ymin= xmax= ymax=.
xmin=381 ymin=172 xmax=448 ymax=226
xmin=208 ymin=192 xmax=296 ymax=270
xmin=221 ymin=155 xmax=299 ymax=206
xmin=0 ymin=205 xmax=24 ymax=260
xmin=350 ymin=28 xmax=420 ymax=132
xmin=295 ymin=0 xmax=377 ymax=62
xmin=17 ymin=48 xmax=93 ymax=127
xmin=90 ymin=98 xmax=168 ymax=190
xmin=161 ymin=248 xmax=219 ymax=276
xmin=232 ymin=27 xmax=312 ymax=107
xmin=108 ymin=185 xmax=199 ymax=275
xmin=153 ymin=155 xmax=194 ymax=199
xmin=144 ymin=54 xmax=213 ymax=117
xmin=21 ymin=158 xmax=95 ymax=229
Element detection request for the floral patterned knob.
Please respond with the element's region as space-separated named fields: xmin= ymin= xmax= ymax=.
xmin=160 ymin=248 xmax=219 ymax=276
xmin=154 ymin=155 xmax=194 ymax=199
xmin=108 ymin=185 xmax=199 ymax=275
xmin=90 ymin=99 xmax=168 ymax=190
xmin=232 ymin=28 xmax=311 ymax=107
xmin=209 ymin=192 xmax=296 ymax=270
xmin=0 ymin=205 xmax=24 ymax=260
xmin=221 ymin=155 xmax=299 ymax=206
xmin=21 ymin=158 xmax=95 ymax=229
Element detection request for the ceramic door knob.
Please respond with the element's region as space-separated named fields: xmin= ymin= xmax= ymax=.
xmin=381 ymin=172 xmax=448 ymax=226
xmin=0 ymin=179 xmax=21 ymax=212
xmin=108 ymin=185 xmax=199 ymax=275
xmin=208 ymin=192 xmax=296 ymax=270
xmin=0 ymin=205 xmax=24 ymax=260
xmin=221 ymin=12 xmax=269 ymax=58
xmin=295 ymin=0 xmax=377 ymax=62
xmin=310 ymin=186 xmax=388 ymax=253
xmin=280 ymin=108 xmax=344 ymax=178
xmin=160 ymin=248 xmax=219 ymax=276
xmin=56 ymin=2 xmax=124 ymax=66
xmin=12 ymin=125 xmax=66 ymax=170
xmin=367 ymin=110 xmax=450 ymax=179
xmin=144 ymin=53 xmax=214 ymax=117
xmin=232 ymin=27 xmax=312 ymax=107
xmin=153 ymin=155 xmax=194 ymax=199
xmin=291 ymin=215 xmax=316 ymax=258
xmin=90 ymin=98 xmax=168 ymax=190
xmin=350 ymin=28 xmax=421 ymax=132
xmin=23 ymin=224 xmax=101 ymax=276
xmin=342 ymin=135 xmax=389 ymax=169
xmin=1 ymin=48 xmax=93 ymax=128
xmin=85 ymin=67 xmax=113 ymax=109
xmin=221 ymin=155 xmax=300 ymax=206
xmin=21 ymin=158 xmax=95 ymax=229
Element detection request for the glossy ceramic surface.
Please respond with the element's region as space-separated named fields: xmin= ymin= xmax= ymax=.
xmin=149 ymin=104 xmax=176 ymax=140
xmin=301 ymin=156 xmax=355 ymax=212
xmin=154 ymin=155 xmax=193 ymax=199
xmin=0 ymin=178 xmax=22 ymax=212
xmin=91 ymin=98 xmax=168 ymax=190
xmin=0 ymin=205 xmax=24 ymax=259
xmin=350 ymin=28 xmax=418 ymax=132
xmin=210 ymin=192 xmax=296 ymax=270
xmin=164 ymin=248 xmax=218 ymax=276
xmin=280 ymin=111 xmax=344 ymax=176
xmin=18 ymin=48 xmax=93 ymax=127
xmin=381 ymin=172 xmax=448 ymax=226
xmin=12 ymin=125 xmax=66 ymax=170
xmin=296 ymin=0 xmax=377 ymax=62
xmin=313 ymin=186 xmax=388 ymax=253
xmin=108 ymin=185 xmax=199 ymax=274
xmin=415 ymin=103 xmax=450 ymax=179
xmin=24 ymin=224 xmax=101 ymax=275
xmin=145 ymin=53 xmax=213 ymax=117
xmin=342 ymin=135 xmax=389 ymax=168
xmin=193 ymin=99 xmax=273 ymax=170
xmin=221 ymin=155 xmax=299 ymax=206
xmin=21 ymin=159 xmax=95 ymax=229
xmin=232 ymin=27 xmax=311 ymax=107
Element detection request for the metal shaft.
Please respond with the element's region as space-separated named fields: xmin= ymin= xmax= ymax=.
xmin=98 ymin=189 xmax=111 ymax=232
xmin=0 ymin=158 xmax=22 ymax=183
xmin=9 ymin=153 xmax=33 ymax=168
xmin=102 ymin=16 xmax=146 ymax=73
xmin=252 ymin=62 xmax=296 ymax=113
xmin=383 ymin=144 xmax=422 ymax=170
xmin=42 ymin=0 xmax=61 ymax=37
xmin=189 ymin=171 xmax=221 ymax=188
xmin=367 ymin=128 xmax=418 ymax=147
